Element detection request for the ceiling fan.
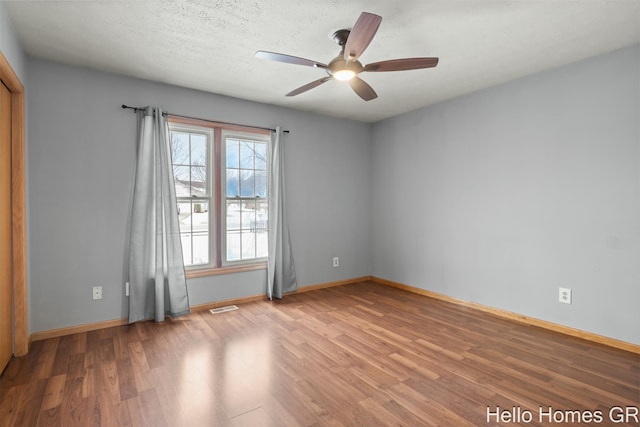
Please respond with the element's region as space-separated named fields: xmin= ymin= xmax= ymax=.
xmin=255 ymin=12 xmax=439 ymax=101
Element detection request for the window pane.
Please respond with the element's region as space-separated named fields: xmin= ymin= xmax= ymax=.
xmin=178 ymin=201 xmax=192 ymax=233
xmin=181 ymin=233 xmax=192 ymax=265
xmin=173 ymin=165 xmax=191 ymax=182
xmin=227 ymin=231 xmax=241 ymax=261
xmin=255 ymin=170 xmax=267 ymax=198
xmin=256 ymin=232 xmax=268 ymax=258
xmin=191 ymin=134 xmax=207 ymax=166
xmin=172 ymin=130 xmax=209 ymax=198
xmin=254 ymin=200 xmax=268 ymax=258
xmin=252 ymin=203 xmax=268 ymax=232
xmin=171 ymin=132 xmax=190 ymax=164
xmin=241 ymin=202 xmax=256 ymax=231
xmin=241 ymin=232 xmax=255 ymax=259
xmin=255 ymin=143 xmax=267 ymax=170
xmin=225 ymin=199 xmax=269 ymax=262
xmin=240 ymin=170 xmax=254 ymax=197
xmin=226 ymin=139 xmax=239 ymax=168
xmin=226 ymin=200 xmax=241 ymax=231
xmin=240 ymin=141 xmax=254 ymax=169
xmin=192 ymin=200 xmax=209 ymax=266
xmin=192 ymin=200 xmax=209 ymax=215
xmin=191 ymin=166 xmax=207 ymax=196
xmin=177 ymin=200 xmax=209 ymax=266
xmin=192 ymin=231 xmax=209 ymax=265
xmin=256 ymin=199 xmax=268 ymax=222
xmin=173 ymin=166 xmax=190 ymax=197
xmin=226 ymin=169 xmax=239 ymax=197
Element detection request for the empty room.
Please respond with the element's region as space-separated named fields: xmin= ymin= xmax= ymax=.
xmin=0 ymin=1 xmax=638 ymax=426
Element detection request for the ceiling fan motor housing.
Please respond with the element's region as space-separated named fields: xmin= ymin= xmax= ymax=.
xmin=327 ymin=55 xmax=363 ymax=78
xmin=331 ymin=29 xmax=351 ymax=46
xmin=327 ymin=29 xmax=363 ymax=79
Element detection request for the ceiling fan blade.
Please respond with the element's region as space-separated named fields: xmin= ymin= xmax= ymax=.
xmin=286 ymin=77 xmax=332 ymax=97
xmin=363 ymin=57 xmax=439 ymax=72
xmin=255 ymin=51 xmax=327 ymax=69
xmin=349 ymin=77 xmax=377 ymax=101
xmin=343 ymin=12 xmax=382 ymax=61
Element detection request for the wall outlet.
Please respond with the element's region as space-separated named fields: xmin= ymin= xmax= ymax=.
xmin=92 ymin=286 xmax=103 ymax=300
xmin=125 ymin=282 xmax=130 ymax=297
xmin=333 ymin=257 xmax=339 ymax=268
xmin=559 ymin=287 xmax=571 ymax=304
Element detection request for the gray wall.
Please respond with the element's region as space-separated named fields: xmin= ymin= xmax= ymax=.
xmin=27 ymin=58 xmax=371 ymax=333
xmin=371 ymin=45 xmax=640 ymax=345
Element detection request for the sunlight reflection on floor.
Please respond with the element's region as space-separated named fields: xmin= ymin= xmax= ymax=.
xmin=223 ymin=333 xmax=272 ymax=416
xmin=176 ymin=333 xmax=273 ymax=422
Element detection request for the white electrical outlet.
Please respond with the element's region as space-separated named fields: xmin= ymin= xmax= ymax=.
xmin=92 ymin=286 xmax=102 ymax=300
xmin=333 ymin=257 xmax=339 ymax=268
xmin=125 ymin=282 xmax=130 ymax=297
xmin=559 ymin=287 xmax=571 ymax=304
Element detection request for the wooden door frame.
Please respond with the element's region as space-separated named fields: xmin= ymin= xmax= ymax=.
xmin=0 ymin=51 xmax=28 ymax=356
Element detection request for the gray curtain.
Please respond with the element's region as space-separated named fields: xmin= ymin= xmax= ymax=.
xmin=128 ymin=107 xmax=190 ymax=322
xmin=267 ymin=127 xmax=298 ymax=299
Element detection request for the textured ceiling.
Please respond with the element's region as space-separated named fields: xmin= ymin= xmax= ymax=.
xmin=4 ymin=0 xmax=640 ymax=122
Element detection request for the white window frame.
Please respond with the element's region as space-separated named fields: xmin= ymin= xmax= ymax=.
xmin=168 ymin=118 xmax=270 ymax=277
xmin=169 ymin=123 xmax=215 ymax=269
xmin=221 ymin=130 xmax=270 ymax=266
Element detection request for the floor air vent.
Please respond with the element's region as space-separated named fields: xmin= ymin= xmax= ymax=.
xmin=209 ymin=305 xmax=238 ymax=315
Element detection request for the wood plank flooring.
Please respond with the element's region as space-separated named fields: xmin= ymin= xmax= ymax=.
xmin=1 ymin=281 xmax=638 ymax=426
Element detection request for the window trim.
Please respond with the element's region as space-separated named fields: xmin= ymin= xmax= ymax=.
xmin=168 ymin=116 xmax=270 ymax=277
xmin=185 ymin=262 xmax=267 ymax=279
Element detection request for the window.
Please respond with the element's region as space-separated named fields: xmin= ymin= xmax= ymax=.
xmin=224 ymin=133 xmax=269 ymax=262
xmin=169 ymin=119 xmax=269 ymax=274
xmin=171 ymin=125 xmax=212 ymax=266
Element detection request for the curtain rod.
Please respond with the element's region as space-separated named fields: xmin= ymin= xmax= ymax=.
xmin=121 ymin=105 xmax=289 ymax=133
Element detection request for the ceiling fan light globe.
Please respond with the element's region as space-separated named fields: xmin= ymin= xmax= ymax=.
xmin=333 ymin=69 xmax=356 ymax=81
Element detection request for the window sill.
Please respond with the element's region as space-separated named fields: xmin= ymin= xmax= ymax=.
xmin=185 ymin=262 xmax=267 ymax=279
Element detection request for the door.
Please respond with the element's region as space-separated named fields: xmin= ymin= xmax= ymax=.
xmin=0 ymin=80 xmax=11 ymax=372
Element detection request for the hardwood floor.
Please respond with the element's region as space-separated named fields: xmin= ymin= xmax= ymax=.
xmin=1 ymin=281 xmax=638 ymax=426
